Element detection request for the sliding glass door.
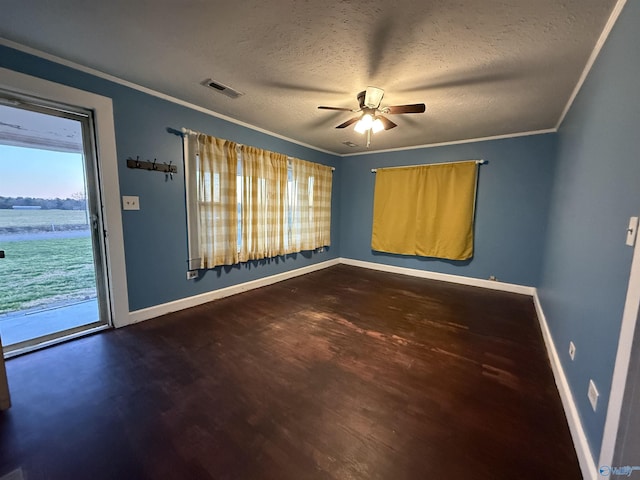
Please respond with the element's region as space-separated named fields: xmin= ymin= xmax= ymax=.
xmin=0 ymin=94 xmax=111 ymax=355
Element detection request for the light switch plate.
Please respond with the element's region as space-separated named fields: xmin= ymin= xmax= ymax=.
xmin=122 ymin=195 xmax=140 ymax=211
xmin=627 ymin=216 xmax=638 ymax=246
xmin=588 ymin=379 xmax=599 ymax=411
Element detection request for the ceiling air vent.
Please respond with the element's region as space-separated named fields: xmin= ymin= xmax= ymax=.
xmin=342 ymin=141 xmax=358 ymax=147
xmin=202 ymin=79 xmax=244 ymax=99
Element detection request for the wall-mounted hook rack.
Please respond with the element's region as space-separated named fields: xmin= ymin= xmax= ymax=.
xmin=126 ymin=156 xmax=178 ymax=174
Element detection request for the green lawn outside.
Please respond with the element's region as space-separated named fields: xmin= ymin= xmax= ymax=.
xmin=0 ymin=237 xmax=96 ymax=314
xmin=0 ymin=209 xmax=88 ymax=228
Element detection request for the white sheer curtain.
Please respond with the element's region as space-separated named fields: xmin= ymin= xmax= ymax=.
xmin=184 ymin=131 xmax=332 ymax=270
xmin=238 ymin=145 xmax=288 ymax=261
xmin=186 ymin=133 xmax=239 ymax=268
xmin=288 ymin=158 xmax=332 ymax=252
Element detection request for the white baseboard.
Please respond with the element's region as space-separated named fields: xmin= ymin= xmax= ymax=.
xmin=127 ymin=258 xmax=340 ymax=325
xmin=125 ymin=255 xmax=590 ymax=477
xmin=533 ymin=292 xmax=597 ymax=480
xmin=128 ymin=257 xmax=534 ymax=326
xmin=127 ymin=257 xmax=533 ymax=326
xmin=342 ymin=258 xmax=593 ymax=476
xmin=339 ymin=258 xmax=535 ymax=295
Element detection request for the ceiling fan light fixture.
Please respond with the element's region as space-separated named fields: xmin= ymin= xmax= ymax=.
xmin=354 ymin=114 xmax=384 ymax=134
xmin=371 ymin=117 xmax=385 ymax=133
xmin=319 ymin=87 xmax=424 ymax=143
xmin=354 ymin=113 xmax=374 ymax=134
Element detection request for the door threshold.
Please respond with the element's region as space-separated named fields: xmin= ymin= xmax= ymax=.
xmin=2 ymin=323 xmax=111 ymax=359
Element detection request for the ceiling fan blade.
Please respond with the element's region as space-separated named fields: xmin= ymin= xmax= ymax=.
xmin=364 ymin=87 xmax=385 ymax=109
xmin=386 ymin=103 xmax=426 ymax=114
xmin=377 ymin=116 xmax=397 ymax=130
xmin=318 ymin=106 xmax=354 ymax=111
xmin=336 ymin=116 xmax=361 ymax=129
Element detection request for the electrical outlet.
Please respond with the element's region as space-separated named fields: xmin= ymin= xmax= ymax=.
xmin=588 ymin=380 xmax=599 ymax=411
xmin=186 ymin=270 xmax=198 ymax=280
xmin=569 ymin=341 xmax=576 ymax=361
xmin=122 ymin=195 xmax=140 ymax=210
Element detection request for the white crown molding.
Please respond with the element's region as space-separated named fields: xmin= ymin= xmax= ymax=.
xmin=0 ymin=38 xmax=558 ymax=159
xmin=2 ymin=0 xmax=628 ymax=162
xmin=533 ymin=293 xmax=597 ymax=480
xmin=340 ymin=128 xmax=557 ymax=157
xmin=555 ymin=0 xmax=628 ymax=130
xmin=0 ymin=38 xmax=339 ymax=157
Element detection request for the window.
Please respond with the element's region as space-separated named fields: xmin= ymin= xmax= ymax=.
xmin=184 ymin=132 xmax=332 ymax=269
xmin=371 ymin=161 xmax=478 ymax=260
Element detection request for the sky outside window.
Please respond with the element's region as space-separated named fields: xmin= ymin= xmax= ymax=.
xmin=0 ymin=145 xmax=85 ymax=198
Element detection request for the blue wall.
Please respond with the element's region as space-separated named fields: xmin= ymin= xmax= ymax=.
xmin=3 ymin=7 xmax=638 ymax=462
xmin=0 ymin=44 xmax=559 ymax=307
xmin=0 ymin=46 xmax=341 ymax=311
xmin=538 ymin=1 xmax=640 ymax=461
xmin=339 ymin=135 xmax=557 ymax=286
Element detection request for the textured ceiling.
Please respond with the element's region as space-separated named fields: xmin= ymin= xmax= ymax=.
xmin=0 ymin=0 xmax=618 ymax=155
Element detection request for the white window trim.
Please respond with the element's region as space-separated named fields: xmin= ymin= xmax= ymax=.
xmin=0 ymin=67 xmax=130 ymax=327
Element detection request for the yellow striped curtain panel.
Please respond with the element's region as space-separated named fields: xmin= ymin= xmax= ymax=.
xmin=288 ymin=158 xmax=332 ymax=253
xmin=185 ymin=130 xmax=332 ymax=269
xmin=196 ymin=135 xmax=240 ymax=268
xmin=238 ymin=145 xmax=289 ymax=262
xmin=371 ymin=161 xmax=478 ymax=260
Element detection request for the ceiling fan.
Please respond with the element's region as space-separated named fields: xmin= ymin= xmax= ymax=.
xmin=318 ymin=86 xmax=426 ymax=147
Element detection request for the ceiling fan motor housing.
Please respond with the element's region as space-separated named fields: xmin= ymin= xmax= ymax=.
xmin=317 ymin=87 xmax=424 ymax=135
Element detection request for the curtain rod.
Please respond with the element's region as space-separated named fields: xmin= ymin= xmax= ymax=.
xmin=181 ymin=127 xmax=200 ymax=136
xmin=181 ymin=127 xmax=335 ymax=171
xmin=370 ymin=159 xmax=485 ymax=173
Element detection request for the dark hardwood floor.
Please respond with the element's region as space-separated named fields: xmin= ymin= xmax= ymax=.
xmin=0 ymin=265 xmax=581 ymax=479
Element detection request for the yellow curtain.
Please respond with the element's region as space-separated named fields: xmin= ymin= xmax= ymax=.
xmin=288 ymin=158 xmax=332 ymax=252
xmin=185 ymin=131 xmax=333 ymax=268
xmin=239 ymin=145 xmax=288 ymax=261
xmin=312 ymin=161 xmax=333 ymax=248
xmin=195 ymin=134 xmax=239 ymax=268
xmin=371 ymin=161 xmax=478 ymax=260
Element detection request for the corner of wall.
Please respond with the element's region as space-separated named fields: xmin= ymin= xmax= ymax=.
xmin=533 ymin=291 xmax=598 ymax=480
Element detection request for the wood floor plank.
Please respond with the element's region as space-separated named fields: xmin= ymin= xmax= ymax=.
xmin=0 ymin=265 xmax=581 ymax=479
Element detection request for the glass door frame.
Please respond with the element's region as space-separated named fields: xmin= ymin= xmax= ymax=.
xmin=0 ymin=91 xmax=113 ymax=356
